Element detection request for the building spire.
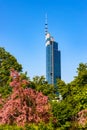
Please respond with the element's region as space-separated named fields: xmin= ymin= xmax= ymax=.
xmin=45 ymin=13 xmax=48 ymax=35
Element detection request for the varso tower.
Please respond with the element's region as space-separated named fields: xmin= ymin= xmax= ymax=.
xmin=45 ymin=17 xmax=61 ymax=85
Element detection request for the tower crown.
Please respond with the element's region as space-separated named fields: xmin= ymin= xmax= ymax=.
xmin=45 ymin=33 xmax=50 ymax=39
xmin=46 ymin=33 xmax=54 ymax=41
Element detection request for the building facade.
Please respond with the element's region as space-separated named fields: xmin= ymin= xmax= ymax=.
xmin=46 ymin=33 xmax=61 ymax=85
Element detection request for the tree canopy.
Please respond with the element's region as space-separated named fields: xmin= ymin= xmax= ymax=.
xmin=0 ymin=47 xmax=22 ymax=97
xmin=51 ymin=63 xmax=87 ymax=129
xmin=0 ymin=48 xmax=87 ymax=129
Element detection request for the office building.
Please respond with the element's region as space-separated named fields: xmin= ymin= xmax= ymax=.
xmin=45 ymin=32 xmax=61 ymax=85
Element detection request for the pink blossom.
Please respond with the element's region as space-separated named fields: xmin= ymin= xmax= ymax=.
xmin=0 ymin=69 xmax=51 ymax=126
xmin=77 ymin=109 xmax=87 ymax=126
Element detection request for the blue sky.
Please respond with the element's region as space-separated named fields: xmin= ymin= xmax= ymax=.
xmin=0 ymin=0 xmax=87 ymax=83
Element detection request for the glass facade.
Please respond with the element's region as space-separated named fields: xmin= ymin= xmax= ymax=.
xmin=46 ymin=33 xmax=61 ymax=85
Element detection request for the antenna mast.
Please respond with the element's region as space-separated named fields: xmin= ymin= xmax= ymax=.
xmin=45 ymin=13 xmax=48 ymax=35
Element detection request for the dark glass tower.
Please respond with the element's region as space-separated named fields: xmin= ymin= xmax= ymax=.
xmin=45 ymin=33 xmax=61 ymax=85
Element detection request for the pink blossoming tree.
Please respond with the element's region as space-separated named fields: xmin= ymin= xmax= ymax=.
xmin=0 ymin=69 xmax=51 ymax=126
xmin=77 ymin=109 xmax=87 ymax=127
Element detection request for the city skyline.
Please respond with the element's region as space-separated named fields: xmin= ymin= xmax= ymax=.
xmin=0 ymin=0 xmax=87 ymax=83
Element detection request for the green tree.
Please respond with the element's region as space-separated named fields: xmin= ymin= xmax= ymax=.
xmin=0 ymin=47 xmax=22 ymax=97
xmin=29 ymin=76 xmax=56 ymax=99
xmin=51 ymin=63 xmax=87 ymax=129
xmin=74 ymin=63 xmax=87 ymax=85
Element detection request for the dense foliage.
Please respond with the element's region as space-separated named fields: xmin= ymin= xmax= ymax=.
xmin=0 ymin=47 xmax=22 ymax=98
xmin=51 ymin=63 xmax=87 ymax=129
xmin=30 ymin=75 xmax=57 ymax=100
xmin=0 ymin=48 xmax=87 ymax=129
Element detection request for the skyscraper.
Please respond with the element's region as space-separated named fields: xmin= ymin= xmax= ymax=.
xmin=45 ymin=33 xmax=61 ymax=85
xmin=45 ymin=17 xmax=61 ymax=85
